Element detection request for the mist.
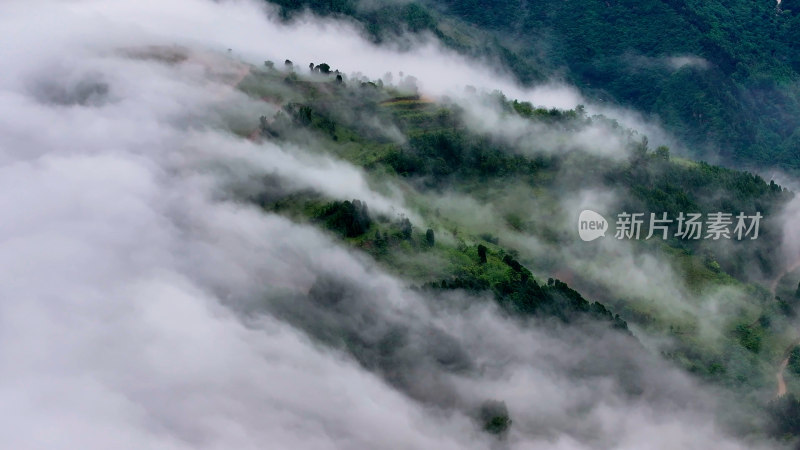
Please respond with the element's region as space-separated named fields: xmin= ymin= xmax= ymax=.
xmin=0 ymin=0 xmax=793 ymax=449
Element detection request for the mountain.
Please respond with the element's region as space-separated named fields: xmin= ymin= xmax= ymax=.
xmin=239 ymin=57 xmax=799 ymax=442
xmin=270 ymin=0 xmax=800 ymax=172
xmin=5 ymin=1 xmax=800 ymax=448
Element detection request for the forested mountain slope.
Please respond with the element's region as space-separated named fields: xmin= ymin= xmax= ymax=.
xmin=270 ymin=0 xmax=800 ymax=171
xmin=235 ymin=57 xmax=800 ymax=443
xmin=6 ymin=1 xmax=800 ymax=448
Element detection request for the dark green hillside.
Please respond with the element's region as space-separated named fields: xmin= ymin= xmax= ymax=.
xmin=268 ymin=0 xmax=800 ymax=171
xmin=233 ymin=59 xmax=800 ymax=440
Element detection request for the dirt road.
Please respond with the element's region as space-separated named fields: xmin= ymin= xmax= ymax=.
xmin=773 ymin=260 xmax=800 ymax=398
xmin=778 ymin=355 xmax=789 ymax=397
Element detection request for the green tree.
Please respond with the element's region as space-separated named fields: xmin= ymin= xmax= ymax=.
xmin=425 ymin=228 xmax=435 ymax=246
xmin=655 ymin=145 xmax=670 ymax=161
xmin=400 ymin=217 xmax=412 ymax=240
xmin=316 ymin=63 xmax=331 ymax=74
xmin=479 ymin=400 xmax=511 ymax=435
xmin=477 ymin=244 xmax=487 ymax=264
xmin=318 ymin=199 xmax=371 ymax=237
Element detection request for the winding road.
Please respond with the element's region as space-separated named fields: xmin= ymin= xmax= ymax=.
xmin=773 ymin=259 xmax=800 ymax=398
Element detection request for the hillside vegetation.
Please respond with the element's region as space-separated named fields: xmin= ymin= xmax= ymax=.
xmin=270 ymin=0 xmax=800 ymax=172
xmin=236 ymin=59 xmax=800 ymax=441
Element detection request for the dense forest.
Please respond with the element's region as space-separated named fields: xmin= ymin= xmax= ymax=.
xmin=236 ymin=57 xmax=800 ymax=443
xmin=268 ymin=0 xmax=800 ymax=172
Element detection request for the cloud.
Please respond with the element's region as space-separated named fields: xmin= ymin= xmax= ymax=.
xmin=621 ymin=53 xmax=712 ymax=73
xmin=0 ymin=0 xmax=784 ymax=449
xmin=665 ymin=56 xmax=712 ymax=71
xmin=451 ymin=92 xmax=635 ymax=160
